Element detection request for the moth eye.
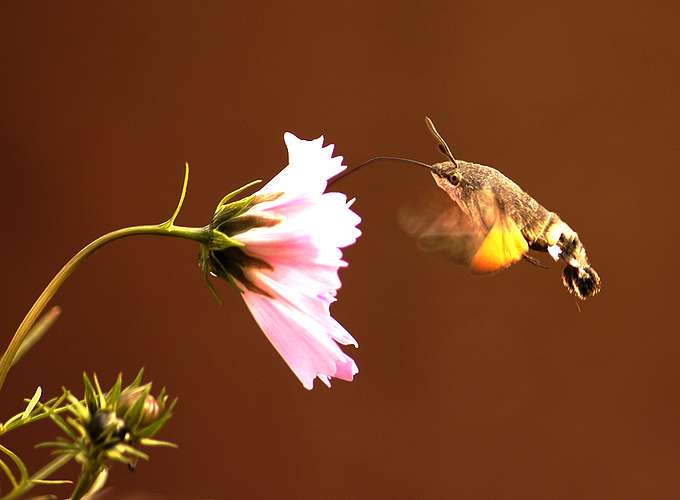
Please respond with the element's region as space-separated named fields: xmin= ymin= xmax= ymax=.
xmin=448 ymin=172 xmax=460 ymax=186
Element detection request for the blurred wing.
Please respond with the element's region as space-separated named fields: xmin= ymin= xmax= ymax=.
xmin=399 ymin=180 xmax=529 ymax=273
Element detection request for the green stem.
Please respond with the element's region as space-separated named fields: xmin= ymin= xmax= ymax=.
xmin=1 ymin=454 xmax=73 ymax=500
xmin=70 ymin=462 xmax=105 ymax=500
xmin=0 ymin=223 xmax=210 ymax=393
xmin=1 ymin=401 xmax=77 ymax=437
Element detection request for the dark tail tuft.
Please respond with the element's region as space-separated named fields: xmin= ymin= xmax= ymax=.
xmin=562 ymin=265 xmax=601 ymax=300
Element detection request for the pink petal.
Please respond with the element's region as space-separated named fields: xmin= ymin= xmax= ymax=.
xmin=248 ymin=270 xmax=358 ymax=346
xmin=242 ymin=289 xmax=357 ymax=390
xmin=232 ymin=132 xmax=361 ymax=390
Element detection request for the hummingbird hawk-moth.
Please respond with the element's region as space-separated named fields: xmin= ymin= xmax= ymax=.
xmin=399 ymin=117 xmax=601 ymax=300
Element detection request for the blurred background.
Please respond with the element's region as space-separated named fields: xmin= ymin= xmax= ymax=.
xmin=1 ymin=1 xmax=678 ymax=498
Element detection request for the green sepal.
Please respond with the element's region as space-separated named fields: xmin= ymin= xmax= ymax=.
xmin=136 ymin=397 xmax=177 ymax=439
xmin=130 ymin=367 xmax=145 ymax=389
xmin=204 ymin=250 xmax=244 ymax=293
xmin=213 ymin=195 xmax=257 ymax=228
xmin=139 ymin=438 xmax=178 ymax=448
xmin=215 ymin=180 xmax=262 ymax=210
xmin=82 ymin=373 xmax=98 ymax=413
xmin=64 ymin=392 xmax=88 ymax=421
xmin=199 ymin=245 xmax=223 ymax=304
xmin=123 ymin=384 xmax=152 ymax=429
xmin=66 ymin=417 xmax=88 ymax=440
xmin=107 ymin=373 xmax=123 ymax=407
xmin=92 ymin=374 xmax=107 ymax=408
xmin=156 ymin=387 xmax=168 ymax=407
xmin=210 ymin=230 xmax=245 ymax=250
xmin=114 ymin=444 xmax=149 ymax=461
xmin=105 ymin=449 xmax=132 ymax=465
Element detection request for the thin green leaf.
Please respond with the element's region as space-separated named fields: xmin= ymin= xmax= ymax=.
xmin=166 ymin=397 xmax=178 ymax=413
xmin=161 ymin=163 xmax=190 ymax=229
xmin=104 ymin=449 xmax=131 ymax=464
xmin=12 ymin=306 xmax=61 ymax=367
xmin=215 ymin=180 xmax=262 ymax=209
xmin=0 ymin=445 xmax=28 ymax=483
xmin=212 ymin=195 xmax=256 ymax=227
xmin=30 ymin=478 xmax=73 ymax=485
xmin=35 ymin=441 xmax=75 ymax=451
xmin=3 ymin=395 xmax=72 ymax=433
xmin=1 ymin=387 xmax=55 ymax=429
xmin=82 ymin=373 xmax=97 ymax=409
xmin=4 ymin=412 xmax=24 ymax=428
xmin=0 ymin=456 xmax=18 ymax=488
xmin=46 ymin=391 xmax=68 ymax=412
xmin=107 ymin=373 xmax=123 ymax=406
xmin=32 ymin=454 xmax=73 ymax=480
xmin=45 ymin=410 xmax=76 ymax=440
xmin=139 ymin=438 xmax=178 ymax=448
xmin=49 ymin=449 xmax=76 ymax=458
xmin=22 ymin=387 xmax=42 ymax=420
xmin=130 ymin=367 xmax=145 ymax=388
xmin=82 ymin=466 xmax=108 ymax=499
xmin=4 ymin=454 xmax=75 ymax=500
xmin=65 ymin=393 xmax=88 ymax=421
xmin=92 ymin=373 xmax=106 ymax=408
xmin=41 ymin=396 xmax=58 ymax=406
xmin=66 ymin=417 xmax=88 ymax=439
xmin=115 ymin=444 xmax=149 ymax=461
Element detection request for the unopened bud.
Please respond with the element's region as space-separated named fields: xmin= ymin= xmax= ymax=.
xmin=118 ymin=387 xmax=161 ymax=427
xmin=88 ymin=410 xmax=125 ymax=444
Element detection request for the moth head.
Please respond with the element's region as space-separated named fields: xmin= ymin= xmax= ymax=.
xmin=432 ymin=162 xmax=462 ymax=187
xmin=430 ymin=161 xmax=489 ymax=219
xmin=430 ymin=162 xmax=471 ymax=210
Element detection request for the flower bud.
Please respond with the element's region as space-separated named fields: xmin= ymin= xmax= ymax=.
xmin=117 ymin=387 xmax=161 ymax=427
xmin=87 ymin=410 xmax=126 ymax=444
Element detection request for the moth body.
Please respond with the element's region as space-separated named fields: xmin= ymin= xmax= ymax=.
xmin=403 ymin=118 xmax=601 ymax=300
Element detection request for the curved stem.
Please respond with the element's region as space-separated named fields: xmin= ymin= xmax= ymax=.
xmin=70 ymin=462 xmax=105 ymax=500
xmin=1 ymin=454 xmax=73 ymax=500
xmin=0 ymin=224 xmax=210 ymax=393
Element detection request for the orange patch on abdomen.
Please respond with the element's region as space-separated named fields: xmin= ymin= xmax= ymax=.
xmin=470 ymin=220 xmax=529 ymax=273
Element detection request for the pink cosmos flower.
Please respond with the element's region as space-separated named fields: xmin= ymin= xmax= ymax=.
xmin=204 ymin=133 xmax=361 ymax=389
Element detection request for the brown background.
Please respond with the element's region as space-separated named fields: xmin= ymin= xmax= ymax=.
xmin=1 ymin=2 xmax=678 ymax=499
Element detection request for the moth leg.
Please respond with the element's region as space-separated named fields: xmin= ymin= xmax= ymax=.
xmin=523 ymin=254 xmax=549 ymax=269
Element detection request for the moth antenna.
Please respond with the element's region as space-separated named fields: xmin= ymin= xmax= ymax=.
xmin=329 ymin=156 xmax=432 ymax=186
xmin=425 ymin=116 xmax=459 ymax=167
